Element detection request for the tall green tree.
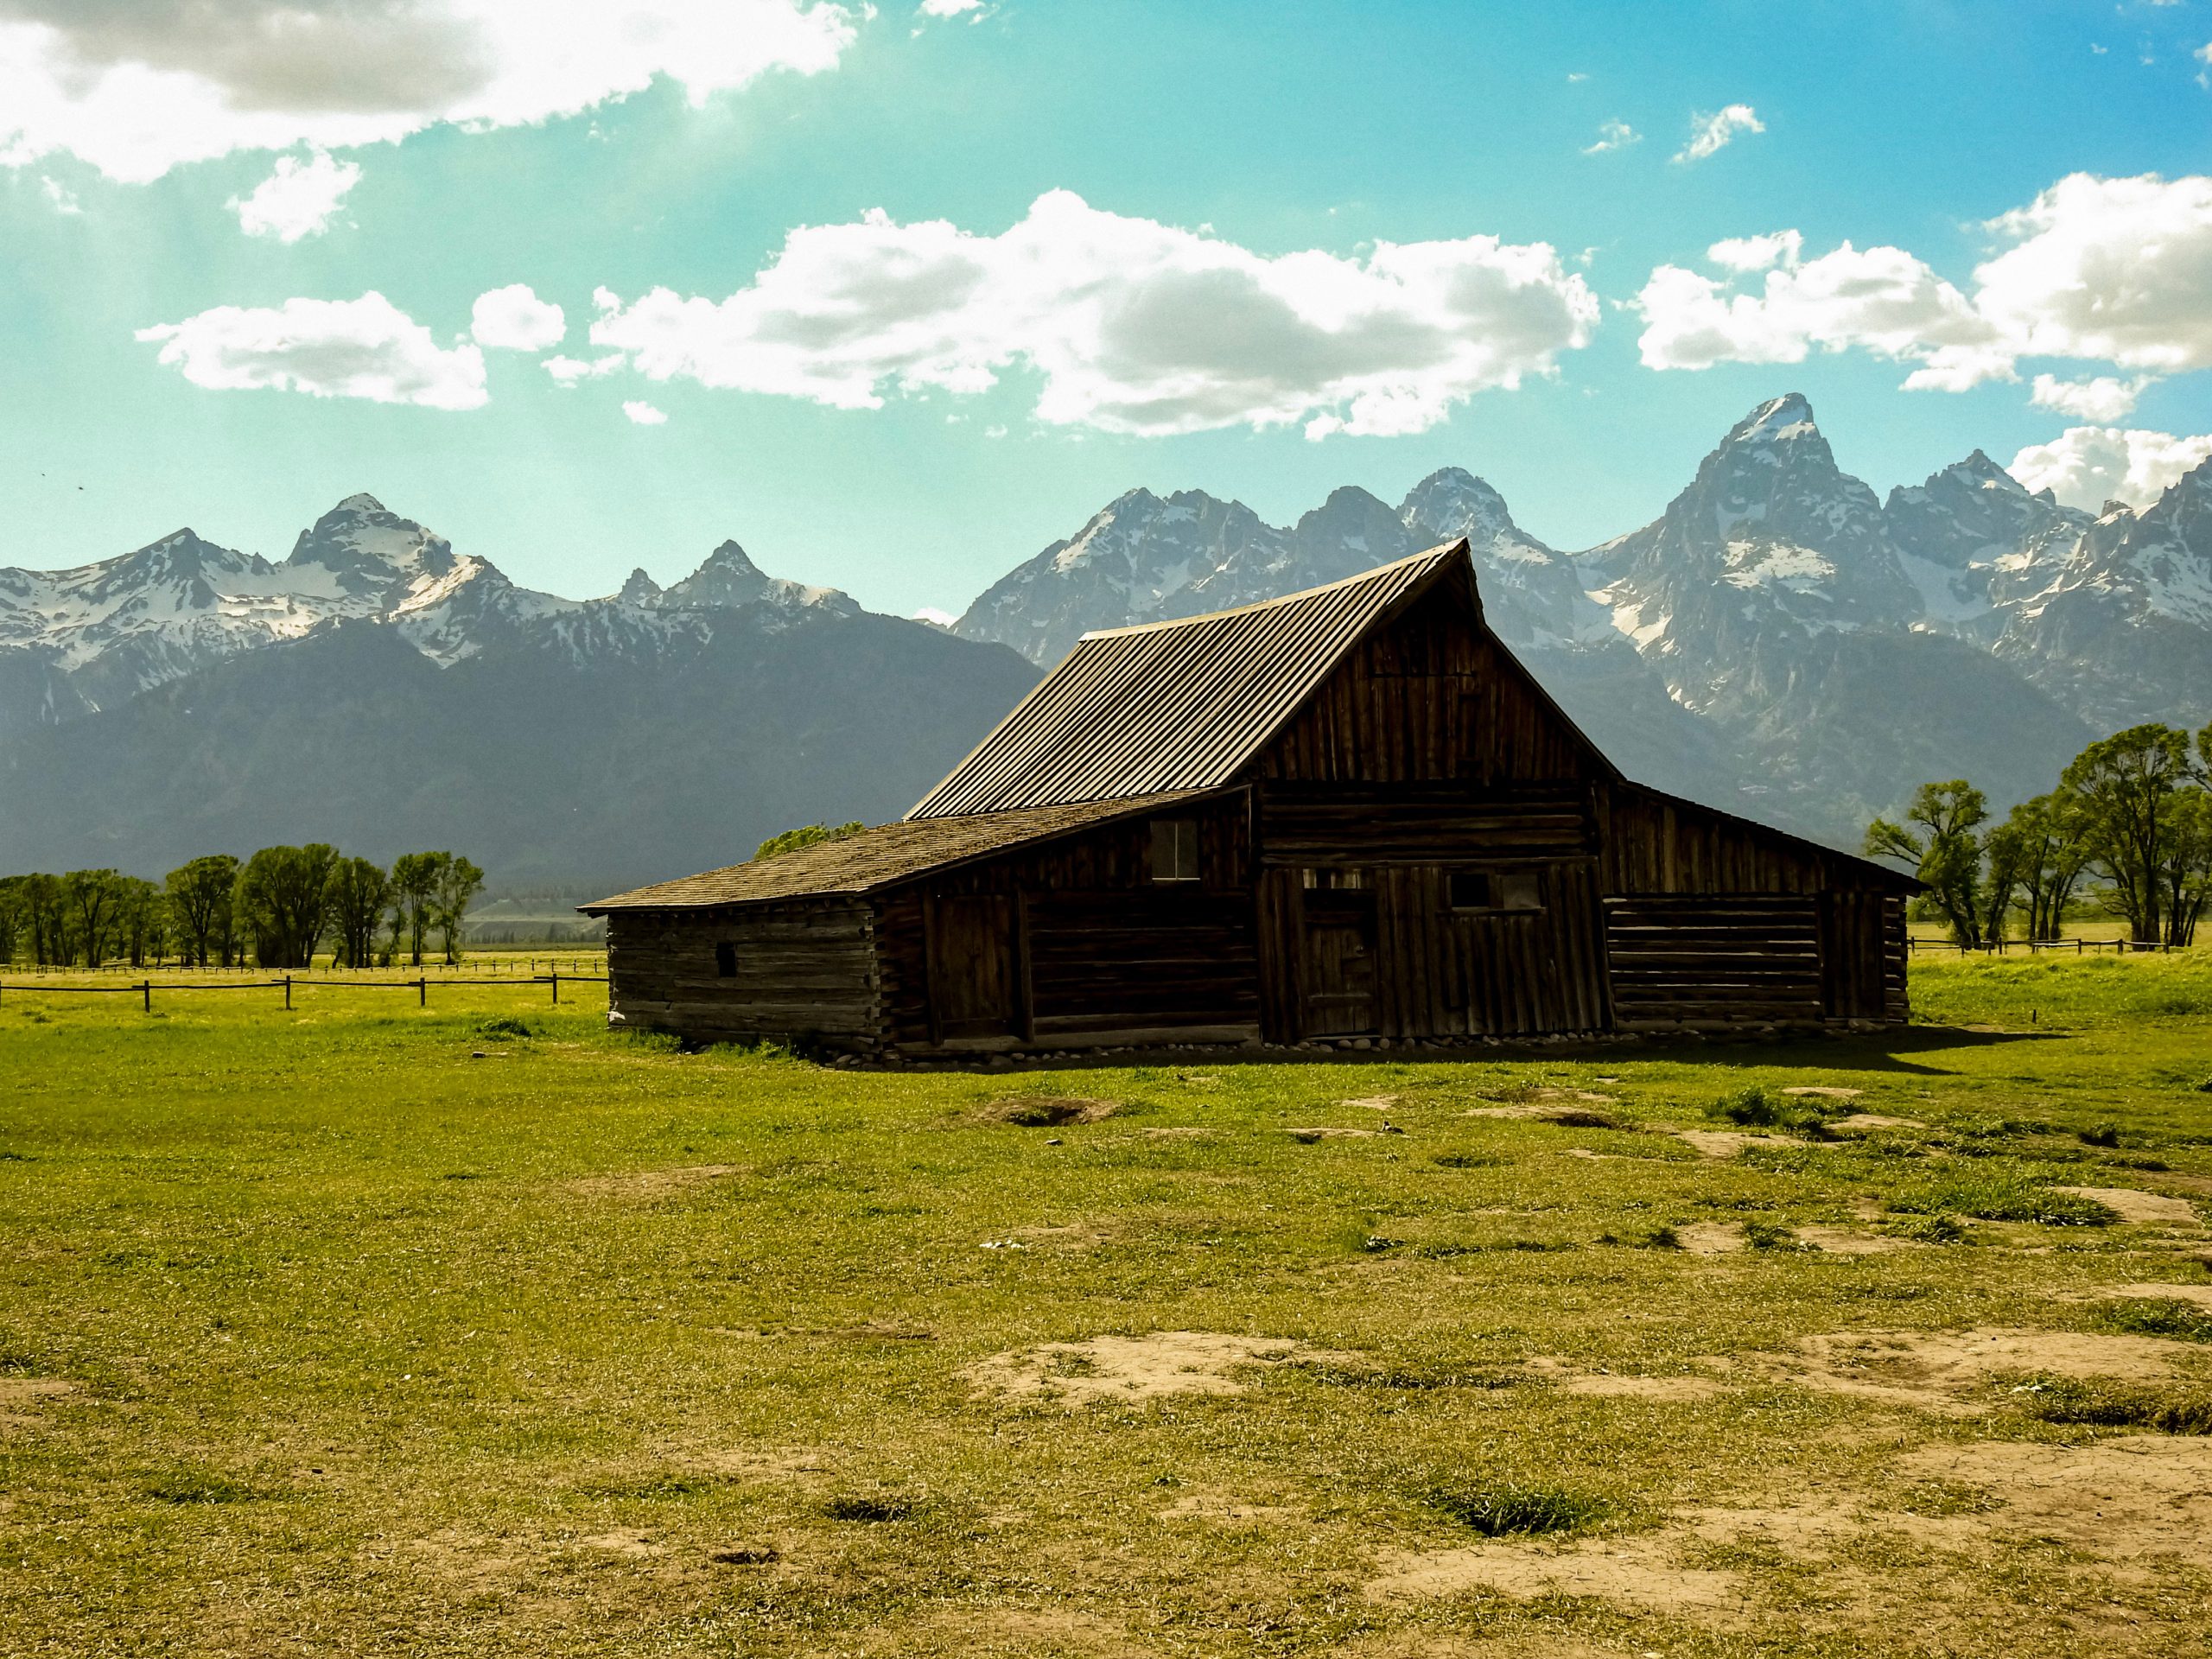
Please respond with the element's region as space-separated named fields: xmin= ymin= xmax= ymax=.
xmin=62 ymin=869 xmax=121 ymax=967
xmin=113 ymin=877 xmax=165 ymax=968
xmin=164 ymin=855 xmax=241 ymax=967
xmin=389 ymin=852 xmax=445 ymax=968
xmin=431 ymin=855 xmax=486 ymax=965
xmin=326 ymin=857 xmax=394 ymax=969
xmin=0 ymin=876 xmax=22 ymax=967
xmin=16 ymin=874 xmax=68 ymax=966
xmin=2003 ymin=791 xmax=2096 ymax=942
xmin=2157 ymin=786 xmax=2212 ymax=948
xmin=1866 ymin=781 xmax=1990 ymax=947
xmin=2061 ymin=724 xmax=2196 ymax=945
xmin=234 ymin=844 xmax=341 ymax=969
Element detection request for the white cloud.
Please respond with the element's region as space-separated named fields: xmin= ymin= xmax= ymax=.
xmin=1633 ymin=239 xmax=2002 ymax=384
xmin=471 ymin=283 xmax=566 ymax=352
xmin=1706 ymin=229 xmax=1802 ymax=272
xmin=0 ymin=0 xmax=859 ymax=184
xmin=136 ymin=292 xmax=487 ymax=410
xmin=1673 ymin=104 xmax=1763 ymax=163
xmin=1633 ymin=173 xmax=2212 ymax=396
xmin=2198 ymin=41 xmax=2211 ymax=86
xmin=1973 ymin=173 xmax=2212 ymax=375
xmin=588 ymin=190 xmax=1599 ymax=441
xmin=543 ymin=351 xmax=626 ymax=385
xmin=1566 ymin=71 xmax=1589 ymax=83
xmin=916 ymin=0 xmax=986 ymax=15
xmin=622 ymin=398 xmax=668 ymax=424
xmin=2008 ymin=425 xmax=2212 ymax=510
xmin=38 ymin=172 xmax=76 ymax=213
xmin=911 ymin=605 xmax=958 ymax=626
xmin=2029 ymin=372 xmax=2153 ymax=423
xmin=227 ymin=148 xmax=359 ymax=242
xmin=1582 ymin=119 xmax=1640 ymax=155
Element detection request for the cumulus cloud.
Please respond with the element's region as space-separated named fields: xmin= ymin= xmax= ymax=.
xmin=1706 ymin=229 xmax=1802 ymax=272
xmin=136 ymin=291 xmax=487 ymax=410
xmin=588 ymin=190 xmax=1599 ymax=440
xmin=1974 ymin=173 xmax=2212 ymax=374
xmin=39 ymin=172 xmax=77 ymax=213
xmin=1634 ymin=172 xmax=2212 ymax=395
xmin=0 ymin=0 xmax=859 ymax=184
xmin=1633 ymin=240 xmax=2003 ymax=385
xmin=2009 ymin=426 xmax=2212 ymax=511
xmin=622 ymin=398 xmax=668 ymax=424
xmin=2029 ymin=372 xmax=2153 ymax=423
xmin=471 ymin=283 xmax=566 ymax=352
xmin=1582 ymin=118 xmax=1640 ymax=155
xmin=1673 ymin=104 xmax=1763 ymax=163
xmin=916 ymin=0 xmax=986 ymax=16
xmin=543 ymin=351 xmax=626 ymax=385
xmin=227 ymin=147 xmax=359 ymax=241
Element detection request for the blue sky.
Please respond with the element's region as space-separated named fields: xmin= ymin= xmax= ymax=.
xmin=3 ymin=0 xmax=2209 ymax=618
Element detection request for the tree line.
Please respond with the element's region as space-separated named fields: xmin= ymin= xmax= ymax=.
xmin=0 ymin=849 xmax=485 ymax=970
xmin=1867 ymin=721 xmax=2212 ymax=949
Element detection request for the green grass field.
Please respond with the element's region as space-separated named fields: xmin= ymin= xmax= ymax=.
xmin=3 ymin=957 xmax=2210 ymax=1657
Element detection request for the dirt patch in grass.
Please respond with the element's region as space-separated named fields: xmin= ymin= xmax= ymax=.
xmin=576 ymin=1528 xmax=662 ymax=1557
xmin=1743 ymin=1325 xmax=2196 ymax=1414
xmin=2048 ymin=1185 xmax=2203 ymax=1226
xmin=566 ymin=1163 xmax=745 ymax=1198
xmin=1674 ymin=1128 xmax=1802 ymax=1159
xmin=1154 ymin=1491 xmax=1303 ymax=1523
xmin=0 ymin=1377 xmax=76 ymax=1427
xmin=1343 ymin=1095 xmax=1401 ymax=1112
xmin=1365 ymin=1536 xmax=1745 ymax=1616
xmin=1283 ymin=1125 xmax=1393 ymax=1141
xmin=964 ymin=1331 xmax=1353 ymax=1405
xmin=982 ymin=1096 xmax=1118 ymax=1128
xmin=674 ymin=1445 xmax=833 ymax=1479
xmin=1781 ymin=1086 xmax=1864 ymax=1101
xmin=397 ymin=1528 xmax=538 ymax=1591
xmin=1896 ymin=1436 xmax=2212 ymax=1562
xmin=1795 ymin=1224 xmax=1922 ymax=1255
xmin=1523 ymin=1357 xmax=1727 ymax=1401
xmin=2096 ymin=1282 xmax=2212 ymax=1310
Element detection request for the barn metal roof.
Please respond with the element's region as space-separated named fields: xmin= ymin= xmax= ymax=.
xmin=907 ymin=542 xmax=1465 ymax=820
xmin=581 ymin=791 xmax=1211 ymax=912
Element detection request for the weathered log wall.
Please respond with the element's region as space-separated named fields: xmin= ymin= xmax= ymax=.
xmin=607 ymin=899 xmax=880 ymax=1051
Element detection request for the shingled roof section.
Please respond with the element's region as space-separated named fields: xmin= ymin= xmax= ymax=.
xmin=581 ymin=791 xmax=1211 ymax=912
xmin=907 ymin=542 xmax=1465 ymax=821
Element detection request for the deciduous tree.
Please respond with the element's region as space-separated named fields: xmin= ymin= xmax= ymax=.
xmin=164 ymin=855 xmax=240 ymax=968
xmin=2062 ymin=725 xmax=2196 ymax=945
xmin=1866 ymin=781 xmax=1988 ymax=946
xmin=235 ymin=844 xmax=340 ymax=969
xmin=326 ymin=857 xmax=394 ymax=969
xmin=62 ymin=869 xmax=121 ymax=967
xmin=431 ymin=856 xmax=485 ymax=965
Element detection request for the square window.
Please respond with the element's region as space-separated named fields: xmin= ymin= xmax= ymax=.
xmin=1151 ymin=818 xmax=1199 ymax=883
xmin=1497 ymin=872 xmax=1543 ymax=911
xmin=715 ymin=941 xmax=737 ymax=977
xmin=1447 ymin=872 xmax=1494 ymax=910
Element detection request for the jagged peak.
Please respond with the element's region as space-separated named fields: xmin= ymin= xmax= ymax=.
xmin=2099 ymin=499 xmax=2134 ymax=521
xmin=1726 ymin=392 xmax=1821 ymax=447
xmin=694 ymin=538 xmax=765 ymax=580
xmin=331 ymin=493 xmax=387 ymax=516
xmin=616 ymin=567 xmax=662 ymax=604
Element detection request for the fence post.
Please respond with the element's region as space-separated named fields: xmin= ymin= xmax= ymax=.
xmin=283 ymin=975 xmax=292 ymax=1011
xmin=142 ymin=980 xmax=150 ymax=1013
xmin=551 ymin=969 xmax=559 ymax=1005
xmin=418 ymin=976 xmax=427 ymax=1007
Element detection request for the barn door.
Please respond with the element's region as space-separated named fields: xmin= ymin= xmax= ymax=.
xmin=1301 ymin=886 xmax=1378 ymax=1036
xmin=1819 ymin=892 xmax=1883 ymax=1020
xmin=926 ymin=894 xmax=1019 ymax=1041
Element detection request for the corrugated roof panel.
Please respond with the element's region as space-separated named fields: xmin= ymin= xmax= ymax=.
xmin=908 ymin=543 xmax=1462 ymax=819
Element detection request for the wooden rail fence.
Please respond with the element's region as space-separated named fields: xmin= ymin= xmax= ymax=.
xmin=0 ymin=972 xmax=608 ymax=1012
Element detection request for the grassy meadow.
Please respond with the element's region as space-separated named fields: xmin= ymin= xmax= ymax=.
xmin=3 ymin=955 xmax=2211 ymax=1657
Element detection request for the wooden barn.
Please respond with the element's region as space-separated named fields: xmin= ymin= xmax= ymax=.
xmin=581 ymin=543 xmax=1912 ymax=1057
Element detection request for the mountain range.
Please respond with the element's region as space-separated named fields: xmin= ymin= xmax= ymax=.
xmin=2 ymin=394 xmax=2206 ymax=886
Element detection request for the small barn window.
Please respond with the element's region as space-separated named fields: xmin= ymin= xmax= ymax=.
xmin=1151 ymin=818 xmax=1199 ymax=882
xmin=715 ymin=941 xmax=737 ymax=977
xmin=1449 ymin=871 xmax=1543 ymax=912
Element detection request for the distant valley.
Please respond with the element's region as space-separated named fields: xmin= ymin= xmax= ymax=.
xmin=3 ymin=395 xmax=2206 ymax=887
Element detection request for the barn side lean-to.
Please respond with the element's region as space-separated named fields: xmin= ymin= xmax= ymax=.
xmin=581 ymin=543 xmax=1913 ymax=1055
